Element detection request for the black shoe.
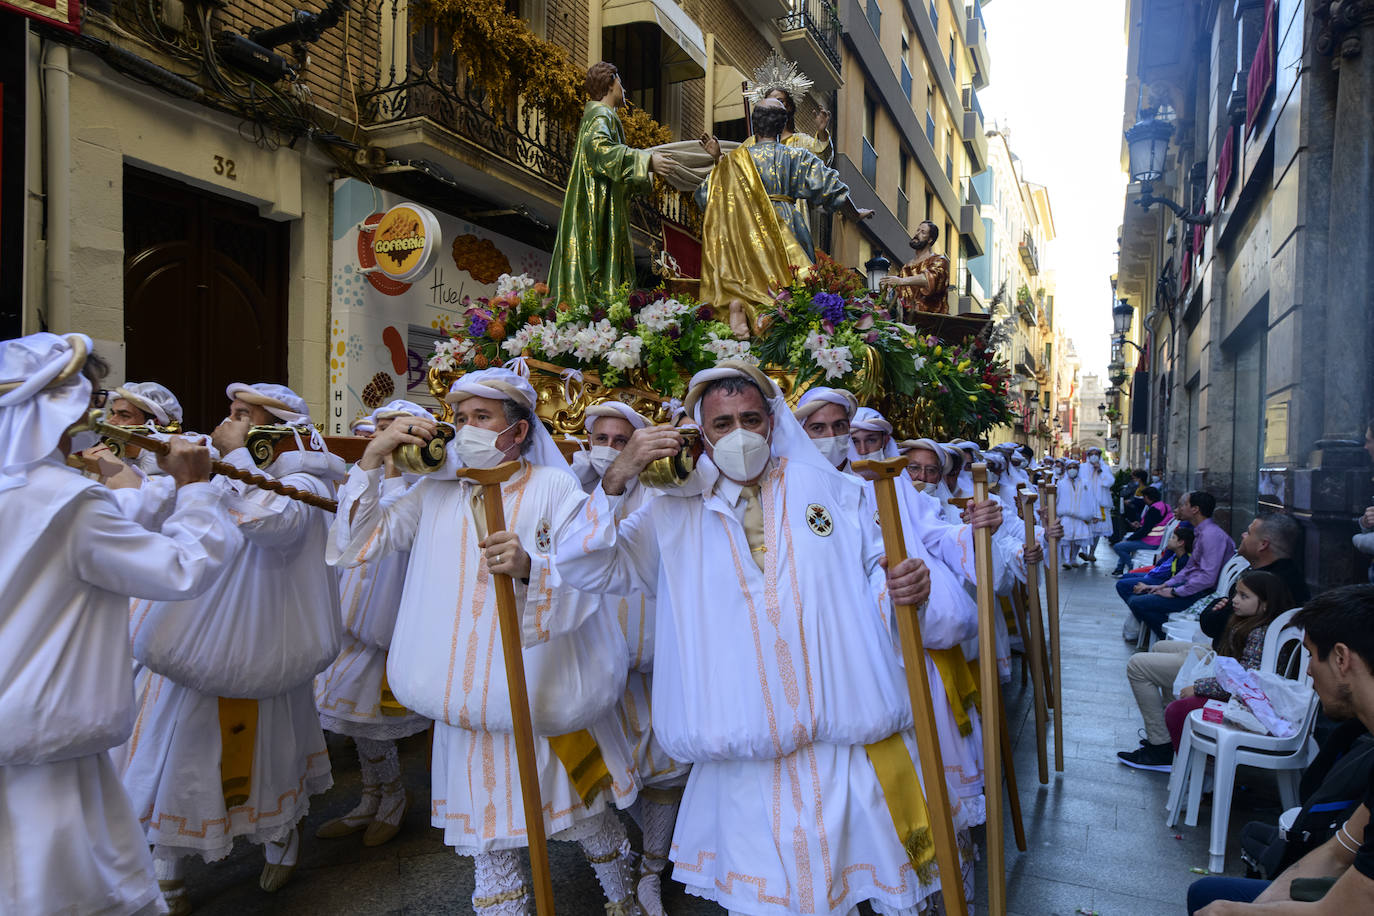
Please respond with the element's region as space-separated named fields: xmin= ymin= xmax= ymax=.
xmin=1110 ymin=567 xmax=1126 ymax=577
xmin=1117 ymin=742 xmax=1174 ymax=772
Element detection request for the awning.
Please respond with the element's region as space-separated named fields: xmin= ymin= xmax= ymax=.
xmin=712 ymin=64 xmax=747 ymax=122
xmin=603 ymin=0 xmax=707 ymax=83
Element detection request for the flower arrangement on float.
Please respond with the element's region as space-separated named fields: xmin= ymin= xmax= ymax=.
xmin=429 ymin=261 xmax=1015 ymax=439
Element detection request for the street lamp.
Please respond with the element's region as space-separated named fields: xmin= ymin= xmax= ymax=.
xmin=1125 ymin=108 xmax=1212 ymax=226
xmin=864 ymin=254 xmax=891 ymax=294
xmin=1112 ymin=298 xmax=1135 ymax=336
xmin=1097 ymin=403 xmax=1106 ymax=420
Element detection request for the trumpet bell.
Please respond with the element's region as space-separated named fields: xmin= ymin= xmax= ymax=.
xmin=638 ymin=427 xmax=701 ymax=489
xmin=393 ymin=423 xmax=457 ymax=475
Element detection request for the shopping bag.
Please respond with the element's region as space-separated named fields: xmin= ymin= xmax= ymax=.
xmin=1214 ymin=657 xmax=1314 ymax=738
xmin=1172 ymin=644 xmax=1217 ymax=696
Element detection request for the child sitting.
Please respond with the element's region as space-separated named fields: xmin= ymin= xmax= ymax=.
xmin=1164 ymin=570 xmax=1297 ymax=750
xmin=1115 ymin=525 xmax=1194 ymax=610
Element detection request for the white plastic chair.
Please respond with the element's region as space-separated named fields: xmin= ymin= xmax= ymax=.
xmin=1143 ymin=554 xmax=1251 ymax=650
xmin=1164 ymin=609 xmax=1318 ymax=873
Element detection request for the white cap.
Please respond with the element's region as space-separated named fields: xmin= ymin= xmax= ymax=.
xmin=115 ymin=382 xmax=183 ymax=425
xmin=792 ymin=386 xmax=858 ymax=423
xmin=0 ymin=332 xmax=94 ymax=492
xmin=225 ymin=382 xmax=311 ymax=424
xmin=583 ymin=400 xmax=651 ymax=436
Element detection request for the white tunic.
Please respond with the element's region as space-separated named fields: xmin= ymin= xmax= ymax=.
xmin=328 ymin=460 xmax=636 ymax=853
xmin=115 ymin=447 xmax=341 ymax=861
xmin=1081 ymin=464 xmax=1114 ymax=537
xmin=0 ymin=456 xmax=241 ymax=916
xmin=316 ymin=475 xmax=430 ymax=741
xmin=1056 ymin=477 xmax=1099 ymax=542
xmin=559 ymin=458 xmax=969 ymax=915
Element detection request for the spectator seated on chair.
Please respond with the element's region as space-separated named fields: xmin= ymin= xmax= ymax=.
xmin=1164 ymin=571 xmax=1297 ymax=751
xmin=1198 ymin=513 xmax=1310 ymax=643
xmin=1112 ymin=486 xmax=1173 ymax=576
xmin=1116 ymin=524 xmax=1193 ymax=613
xmin=1126 ymin=490 xmax=1235 ymax=642
xmin=1188 ymin=584 xmax=1374 ymax=915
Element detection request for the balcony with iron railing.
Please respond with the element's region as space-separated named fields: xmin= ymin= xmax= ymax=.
xmin=961 ymin=84 xmax=987 ymax=173
xmin=965 ymin=0 xmax=990 ymax=89
xmin=958 ymin=178 xmax=983 ymax=256
xmin=957 ymin=265 xmax=986 ymax=314
xmin=1018 ymin=231 xmax=1040 ymax=275
xmin=360 ymin=5 xmax=700 ymax=241
xmin=779 ymin=0 xmax=843 ymax=93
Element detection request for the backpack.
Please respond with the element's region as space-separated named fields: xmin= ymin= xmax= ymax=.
xmin=1240 ymin=723 xmax=1374 ymax=878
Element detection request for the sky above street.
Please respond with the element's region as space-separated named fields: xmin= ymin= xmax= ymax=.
xmin=979 ymin=0 xmax=1128 ymax=378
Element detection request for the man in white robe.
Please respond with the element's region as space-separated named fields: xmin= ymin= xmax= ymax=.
xmin=792 ymin=386 xmax=857 ymax=472
xmin=73 ymin=382 xmax=184 ymax=488
xmin=327 ymin=368 xmax=641 ymax=916
xmin=115 ymin=382 xmax=344 ymax=912
xmin=558 ymin=360 xmax=975 ymax=916
xmin=0 ymin=333 xmax=242 ymax=916
xmin=315 ymin=399 xmax=434 ymax=848
xmin=1078 ymin=446 xmax=1114 ymax=562
xmin=1056 ymin=459 xmax=1097 ymax=569
xmin=573 ymin=400 xmax=690 ymax=916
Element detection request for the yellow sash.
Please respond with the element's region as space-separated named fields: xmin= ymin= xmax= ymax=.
xmin=698 ymin=144 xmax=812 ymax=316
xmin=547 ymin=729 xmax=611 ymax=808
xmin=378 ymin=667 xmax=411 ymax=718
xmin=929 ymin=647 xmax=980 ymax=737
xmin=864 ymin=732 xmax=937 ymax=884
xmin=217 ymin=697 xmax=259 ymax=809
xmin=999 ymin=595 xmax=1019 ymax=635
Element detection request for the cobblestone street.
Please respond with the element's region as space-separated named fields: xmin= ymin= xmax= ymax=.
xmin=184 ymin=560 xmax=1286 ymax=915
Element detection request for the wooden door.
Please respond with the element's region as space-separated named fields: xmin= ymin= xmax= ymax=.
xmin=123 ymin=168 xmax=289 ymax=431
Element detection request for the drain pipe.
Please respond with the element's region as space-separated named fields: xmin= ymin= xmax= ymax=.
xmin=43 ymin=41 xmax=72 ymax=333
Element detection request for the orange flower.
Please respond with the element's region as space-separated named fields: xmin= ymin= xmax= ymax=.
xmin=527 ymin=315 xmax=543 ymax=326
xmin=486 ymin=320 xmax=507 ymax=340
xmin=473 ymin=353 xmax=490 ymax=369
xmin=557 ymin=302 xmax=569 ymax=313
xmin=533 ymin=282 xmax=549 ymax=295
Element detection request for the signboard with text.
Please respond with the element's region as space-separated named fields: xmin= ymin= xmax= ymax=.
xmin=328 ymin=178 xmax=551 ymax=433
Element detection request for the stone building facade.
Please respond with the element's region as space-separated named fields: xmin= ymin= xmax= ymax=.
xmin=1113 ymin=0 xmax=1374 ymax=590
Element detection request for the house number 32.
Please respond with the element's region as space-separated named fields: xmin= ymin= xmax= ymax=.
xmin=213 ymin=156 xmax=238 ymax=180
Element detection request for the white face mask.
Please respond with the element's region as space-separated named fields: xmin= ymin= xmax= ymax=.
xmin=811 ymin=433 xmax=851 ymax=468
xmin=453 ymin=422 xmax=515 ymax=469
xmin=1088 ymin=455 xmax=1101 ymax=466
xmin=708 ymin=426 xmax=772 ymax=482
xmin=588 ymin=445 xmax=619 ymax=477
xmin=1067 ymin=468 xmax=1079 ymax=479
xmin=913 ymin=480 xmax=938 ymax=495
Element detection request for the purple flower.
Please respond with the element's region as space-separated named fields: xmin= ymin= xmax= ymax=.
xmin=591 ymin=308 xmax=608 ymax=322
xmin=624 ymin=317 xmax=638 ymax=331
xmin=469 ymin=315 xmax=489 ymax=336
xmin=813 ymin=292 xmax=845 ymax=324
xmin=628 ymin=291 xmax=649 ymax=311
xmin=865 ymin=331 xmax=880 ymax=344
xmin=665 ymin=326 xmax=681 ymax=340
xmin=696 ymin=304 xmax=715 ymax=321
xmin=855 ymin=313 xmax=875 ymax=330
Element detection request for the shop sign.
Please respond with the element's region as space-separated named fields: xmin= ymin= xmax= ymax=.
xmin=364 ymin=203 xmax=442 ymax=284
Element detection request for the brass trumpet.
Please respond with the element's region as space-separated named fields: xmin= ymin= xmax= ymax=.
xmin=394 ymin=422 xmax=456 ymax=475
xmin=100 ymin=422 xmax=183 ymax=459
xmin=241 ymin=423 xmax=456 ymax=475
xmin=639 ymin=427 xmax=701 ymax=489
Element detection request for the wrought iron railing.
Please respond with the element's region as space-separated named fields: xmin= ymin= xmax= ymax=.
xmin=361 ymin=2 xmax=698 ymax=243
xmin=779 ymin=0 xmax=843 ymax=73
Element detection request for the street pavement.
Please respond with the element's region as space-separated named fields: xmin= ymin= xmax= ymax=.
xmin=187 ymin=556 xmax=1282 ymax=914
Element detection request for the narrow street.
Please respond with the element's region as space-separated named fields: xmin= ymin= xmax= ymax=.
xmin=184 ymin=561 xmax=1282 ymax=915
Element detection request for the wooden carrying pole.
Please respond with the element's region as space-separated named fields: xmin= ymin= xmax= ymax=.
xmin=1043 ymin=482 xmax=1065 ymax=772
xmin=455 ymin=461 xmax=556 ymax=915
xmin=1018 ymin=488 xmax=1051 ymax=784
xmin=852 ymin=457 xmax=968 ymax=916
xmin=971 ymin=464 xmax=1006 ymax=916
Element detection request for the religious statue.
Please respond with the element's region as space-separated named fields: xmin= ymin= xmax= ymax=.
xmin=880 ymin=220 xmax=952 ymax=316
xmin=547 ymin=62 xmax=677 ymax=308
xmin=743 ymin=51 xmax=833 ymax=165
xmin=696 ymin=98 xmax=873 ymax=338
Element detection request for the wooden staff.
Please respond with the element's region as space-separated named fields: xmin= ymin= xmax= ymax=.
xmin=1018 ymin=488 xmax=1051 ymax=785
xmin=995 ymin=684 xmax=1027 ymax=852
xmin=455 ymin=461 xmax=556 ymax=915
xmin=853 ymin=457 xmax=968 ymax=916
xmin=971 ymin=464 xmax=1005 ymax=916
xmin=1043 ymin=481 xmax=1064 ymax=772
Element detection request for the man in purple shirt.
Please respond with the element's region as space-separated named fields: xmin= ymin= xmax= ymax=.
xmin=1127 ymin=491 xmax=1236 ymax=640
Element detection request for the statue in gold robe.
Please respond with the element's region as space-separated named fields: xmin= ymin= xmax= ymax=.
xmin=547 ymin=63 xmax=675 ymax=308
xmin=696 ymin=99 xmax=872 ymax=337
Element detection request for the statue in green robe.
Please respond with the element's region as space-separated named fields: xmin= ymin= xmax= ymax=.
xmin=548 ymin=63 xmax=675 ymax=308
